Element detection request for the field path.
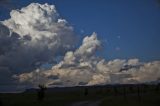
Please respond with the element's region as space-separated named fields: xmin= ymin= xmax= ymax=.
xmin=70 ymin=100 xmax=101 ymax=106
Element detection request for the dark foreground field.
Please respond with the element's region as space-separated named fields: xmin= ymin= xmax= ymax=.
xmin=0 ymin=84 xmax=160 ymax=106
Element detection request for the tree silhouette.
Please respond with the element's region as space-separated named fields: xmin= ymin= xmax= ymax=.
xmin=37 ymin=84 xmax=47 ymax=101
xmin=114 ymin=86 xmax=118 ymax=96
xmin=123 ymin=86 xmax=127 ymax=100
xmin=129 ymin=85 xmax=133 ymax=93
xmin=0 ymin=97 xmax=2 ymax=106
xmin=156 ymin=83 xmax=160 ymax=92
xmin=84 ymin=88 xmax=88 ymax=96
xmin=137 ymin=85 xmax=141 ymax=102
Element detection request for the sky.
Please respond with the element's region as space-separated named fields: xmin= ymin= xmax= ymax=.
xmin=0 ymin=0 xmax=160 ymax=61
xmin=0 ymin=0 xmax=160 ymax=92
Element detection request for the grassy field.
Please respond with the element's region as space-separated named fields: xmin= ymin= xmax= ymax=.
xmin=0 ymin=84 xmax=160 ymax=106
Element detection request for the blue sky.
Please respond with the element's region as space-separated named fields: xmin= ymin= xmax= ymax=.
xmin=0 ymin=0 xmax=160 ymax=61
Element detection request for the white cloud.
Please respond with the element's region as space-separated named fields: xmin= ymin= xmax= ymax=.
xmin=75 ymin=32 xmax=101 ymax=57
xmin=0 ymin=3 xmax=76 ymax=91
xmin=15 ymin=33 xmax=160 ymax=87
xmin=0 ymin=3 xmax=160 ymax=92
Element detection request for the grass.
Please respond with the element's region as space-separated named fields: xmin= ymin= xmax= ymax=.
xmin=0 ymin=84 xmax=160 ymax=106
xmin=100 ymin=92 xmax=160 ymax=106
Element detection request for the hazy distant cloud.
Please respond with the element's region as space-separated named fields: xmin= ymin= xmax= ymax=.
xmin=80 ymin=29 xmax=84 ymax=34
xmin=117 ymin=35 xmax=121 ymax=39
xmin=0 ymin=0 xmax=10 ymax=4
xmin=0 ymin=0 xmax=19 ymax=10
xmin=156 ymin=0 xmax=160 ymax=7
xmin=115 ymin=47 xmax=121 ymax=51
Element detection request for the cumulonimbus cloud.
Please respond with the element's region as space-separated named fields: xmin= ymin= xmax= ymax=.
xmin=0 ymin=3 xmax=76 ymax=91
xmin=0 ymin=3 xmax=160 ymax=92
